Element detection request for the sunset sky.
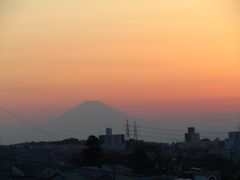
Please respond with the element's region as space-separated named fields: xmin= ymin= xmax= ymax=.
xmin=1 ymin=0 xmax=240 ymax=123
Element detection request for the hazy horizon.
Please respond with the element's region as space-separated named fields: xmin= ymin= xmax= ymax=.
xmin=0 ymin=100 xmax=239 ymax=144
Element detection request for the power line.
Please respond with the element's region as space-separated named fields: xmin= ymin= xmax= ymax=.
xmin=129 ymin=124 xmax=227 ymax=135
xmin=0 ymin=106 xmax=58 ymax=141
xmin=122 ymin=122 xmax=228 ymax=142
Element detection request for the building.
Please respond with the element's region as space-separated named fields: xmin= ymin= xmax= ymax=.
xmin=227 ymin=130 xmax=240 ymax=161
xmin=99 ymin=128 xmax=125 ymax=150
xmin=184 ymin=127 xmax=200 ymax=143
xmin=208 ymin=131 xmax=240 ymax=162
xmin=228 ymin=131 xmax=240 ymax=142
xmin=179 ymin=169 xmax=221 ymax=180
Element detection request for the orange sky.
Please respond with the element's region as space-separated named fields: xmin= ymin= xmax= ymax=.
xmin=0 ymin=0 xmax=240 ymax=120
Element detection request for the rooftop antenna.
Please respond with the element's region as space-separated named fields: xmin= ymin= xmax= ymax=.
xmin=134 ymin=121 xmax=138 ymax=140
xmin=126 ymin=120 xmax=130 ymax=140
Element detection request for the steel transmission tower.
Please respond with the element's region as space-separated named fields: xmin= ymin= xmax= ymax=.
xmin=126 ymin=120 xmax=130 ymax=140
xmin=134 ymin=121 xmax=138 ymax=140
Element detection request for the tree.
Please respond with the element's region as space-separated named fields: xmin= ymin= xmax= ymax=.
xmin=128 ymin=149 xmax=153 ymax=173
xmin=82 ymin=135 xmax=102 ymax=165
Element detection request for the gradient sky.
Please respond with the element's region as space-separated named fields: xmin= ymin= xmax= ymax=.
xmin=1 ymin=0 xmax=240 ymax=123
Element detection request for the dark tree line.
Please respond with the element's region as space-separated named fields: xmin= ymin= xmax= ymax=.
xmin=70 ymin=135 xmax=240 ymax=179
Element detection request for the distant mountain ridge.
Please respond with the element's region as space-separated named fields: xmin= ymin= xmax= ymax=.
xmin=45 ymin=101 xmax=136 ymax=140
xmin=1 ymin=100 xmax=234 ymax=144
xmin=58 ymin=100 xmax=130 ymax=121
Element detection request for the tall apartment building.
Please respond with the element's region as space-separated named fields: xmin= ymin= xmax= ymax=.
xmin=185 ymin=127 xmax=200 ymax=143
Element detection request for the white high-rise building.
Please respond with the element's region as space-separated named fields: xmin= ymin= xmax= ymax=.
xmin=184 ymin=127 xmax=200 ymax=143
xmin=99 ymin=128 xmax=125 ymax=150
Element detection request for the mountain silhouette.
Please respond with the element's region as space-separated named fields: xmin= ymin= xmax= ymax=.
xmin=45 ymin=101 xmax=136 ymax=140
